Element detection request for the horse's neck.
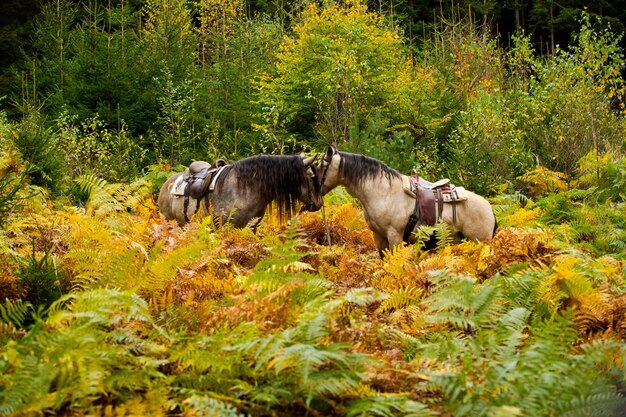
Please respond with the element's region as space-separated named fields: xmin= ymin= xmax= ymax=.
xmin=340 ymin=175 xmax=398 ymax=212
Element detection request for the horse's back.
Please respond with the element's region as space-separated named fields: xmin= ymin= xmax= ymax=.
xmin=158 ymin=173 xmax=181 ymax=221
xmin=456 ymin=190 xmax=496 ymax=241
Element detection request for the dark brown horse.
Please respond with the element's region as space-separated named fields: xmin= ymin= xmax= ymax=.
xmin=158 ymin=153 xmax=323 ymax=230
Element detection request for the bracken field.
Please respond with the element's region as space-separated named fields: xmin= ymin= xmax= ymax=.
xmin=1 ymin=157 xmax=625 ymax=417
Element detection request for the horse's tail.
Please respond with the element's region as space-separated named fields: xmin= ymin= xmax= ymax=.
xmin=492 ymin=211 xmax=499 ymax=237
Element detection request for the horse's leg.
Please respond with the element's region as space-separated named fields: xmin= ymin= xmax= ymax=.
xmin=373 ymin=232 xmax=389 ymax=258
xmin=386 ymin=229 xmax=404 ymax=253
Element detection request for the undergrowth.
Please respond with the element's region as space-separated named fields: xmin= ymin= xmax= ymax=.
xmin=1 ymin=164 xmax=625 ymax=416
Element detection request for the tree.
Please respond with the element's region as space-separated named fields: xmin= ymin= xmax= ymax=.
xmin=255 ymin=0 xmax=438 ymax=164
xmin=140 ymin=0 xmax=198 ymax=164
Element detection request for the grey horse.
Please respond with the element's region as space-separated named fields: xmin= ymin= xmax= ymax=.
xmin=158 ymin=153 xmax=323 ymax=230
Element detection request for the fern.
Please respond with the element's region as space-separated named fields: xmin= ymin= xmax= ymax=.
xmin=74 ymin=175 xmax=152 ymax=218
xmin=559 ymin=393 xmax=626 ymax=417
xmin=245 ymin=221 xmax=318 ymax=294
xmin=0 ymin=298 xmax=33 ymax=330
xmin=74 ymin=173 xmax=108 ymax=196
xmin=184 ymin=396 xmax=249 ymax=417
xmin=0 ymin=289 xmax=170 ymax=416
xmin=346 ymin=395 xmax=435 ymax=417
xmin=235 ymin=291 xmax=379 ymax=413
xmin=423 ymin=272 xmax=503 ymax=332
xmin=377 ymin=286 xmax=424 ymax=313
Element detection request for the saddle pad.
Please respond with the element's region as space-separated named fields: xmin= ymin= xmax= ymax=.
xmin=402 ymin=176 xmax=468 ymax=202
xmin=402 ymin=176 xmax=416 ymax=198
xmin=208 ymin=165 xmax=227 ymax=191
xmin=171 ymin=175 xmax=186 ymax=196
xmin=438 ymin=186 xmax=468 ymax=202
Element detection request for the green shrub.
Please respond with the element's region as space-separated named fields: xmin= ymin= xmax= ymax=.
xmin=13 ymin=113 xmax=65 ymax=194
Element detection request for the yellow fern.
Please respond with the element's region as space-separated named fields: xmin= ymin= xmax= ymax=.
xmin=501 ymin=206 xmax=543 ymax=227
xmin=517 ymin=166 xmax=572 ymax=198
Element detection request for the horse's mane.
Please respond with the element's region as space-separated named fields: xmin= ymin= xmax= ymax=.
xmin=338 ymin=151 xmax=400 ymax=186
xmin=218 ymin=154 xmax=306 ymax=221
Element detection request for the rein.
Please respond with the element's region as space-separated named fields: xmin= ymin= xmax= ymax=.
xmin=318 ymin=153 xmax=333 ymax=247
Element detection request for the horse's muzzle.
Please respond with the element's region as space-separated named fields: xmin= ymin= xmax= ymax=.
xmin=301 ymin=202 xmax=322 ymax=213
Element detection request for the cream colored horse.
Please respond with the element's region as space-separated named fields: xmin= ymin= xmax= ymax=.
xmin=315 ymin=145 xmax=497 ymax=255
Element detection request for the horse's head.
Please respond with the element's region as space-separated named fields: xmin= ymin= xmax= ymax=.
xmin=300 ymin=153 xmax=324 ymax=212
xmin=315 ymin=144 xmax=341 ymax=195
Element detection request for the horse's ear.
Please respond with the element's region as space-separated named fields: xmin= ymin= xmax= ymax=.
xmin=302 ymin=154 xmax=317 ymax=167
xmin=325 ymin=144 xmax=337 ymax=160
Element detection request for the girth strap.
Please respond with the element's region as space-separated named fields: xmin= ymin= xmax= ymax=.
xmin=182 ymin=162 xmax=228 ymax=223
xmin=183 ymin=180 xmax=204 ymax=223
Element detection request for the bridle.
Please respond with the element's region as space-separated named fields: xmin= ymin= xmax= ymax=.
xmin=300 ymin=166 xmax=319 ymax=212
xmin=317 ymin=152 xmax=333 ymax=195
xmin=315 ymin=152 xmax=334 ymax=247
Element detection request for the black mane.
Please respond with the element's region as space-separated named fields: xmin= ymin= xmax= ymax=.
xmin=218 ymin=154 xmax=306 ymax=221
xmin=338 ymin=151 xmax=400 ymax=187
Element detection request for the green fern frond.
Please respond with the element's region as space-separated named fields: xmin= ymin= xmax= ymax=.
xmin=434 ymin=222 xmax=454 ymax=250
xmin=346 ymin=394 xmax=435 ymax=417
xmin=0 ymin=298 xmax=33 ymax=329
xmin=115 ymin=178 xmax=152 ymax=212
xmin=344 ymin=287 xmax=388 ymax=306
xmin=0 ymin=355 xmax=54 ymax=416
xmin=559 ymin=393 xmax=626 ymax=417
xmin=139 ymin=240 xmax=205 ymax=294
xmin=90 ymin=183 xmax=125 ymax=216
xmin=183 ymin=396 xmax=247 ymax=417
xmin=75 ymin=174 xmax=107 ymax=195
xmin=424 ymin=273 xmax=503 ymax=332
xmin=412 ymin=225 xmax=436 ymax=250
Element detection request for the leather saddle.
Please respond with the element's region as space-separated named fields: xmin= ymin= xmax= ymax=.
xmin=402 ymin=174 xmax=465 ymax=242
xmin=172 ymin=159 xmax=228 ymax=198
xmin=182 ymin=159 xmax=227 ymax=199
xmin=171 ymin=159 xmax=228 ymax=222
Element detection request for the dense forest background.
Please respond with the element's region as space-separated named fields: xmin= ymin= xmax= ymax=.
xmin=1 ymin=0 xmax=626 ymax=195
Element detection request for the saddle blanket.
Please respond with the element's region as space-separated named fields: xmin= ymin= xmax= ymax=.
xmin=401 ymin=176 xmax=468 ymax=202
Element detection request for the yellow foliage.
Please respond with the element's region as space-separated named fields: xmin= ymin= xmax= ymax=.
xmin=577 ymin=150 xmax=614 ymax=187
xmin=102 ymin=391 xmax=168 ymax=417
xmin=198 ymin=0 xmax=244 ymax=35
xmin=447 ymin=241 xmax=492 ymax=278
xmin=541 ymin=254 xmax=614 ymax=333
xmin=0 ymin=146 xmax=23 ymax=175
xmin=165 ymin=260 xmax=237 ymax=309
xmin=517 ymin=166 xmax=572 ymax=198
xmin=501 ymin=207 xmax=543 ymax=227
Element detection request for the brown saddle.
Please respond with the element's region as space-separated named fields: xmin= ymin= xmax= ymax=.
xmin=402 ymin=174 xmax=461 ymax=242
xmin=181 ymin=159 xmax=228 ymax=222
xmin=182 ymin=159 xmax=227 ymax=200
